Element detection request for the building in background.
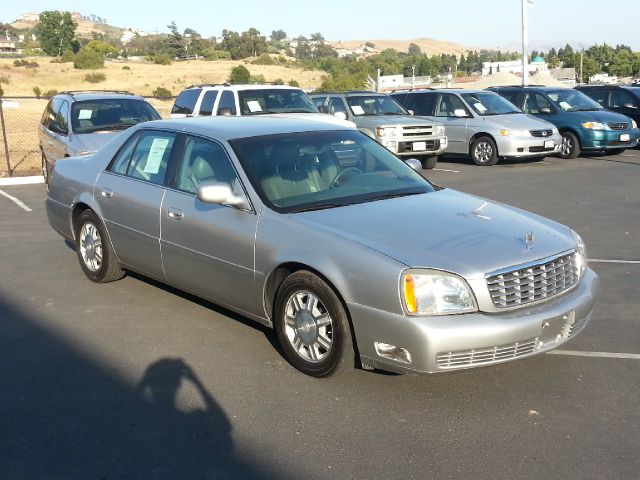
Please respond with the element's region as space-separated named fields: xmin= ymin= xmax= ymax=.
xmin=482 ymin=57 xmax=548 ymax=76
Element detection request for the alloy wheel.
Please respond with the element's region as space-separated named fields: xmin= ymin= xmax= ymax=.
xmin=283 ymin=290 xmax=333 ymax=363
xmin=79 ymin=222 xmax=103 ymax=272
xmin=474 ymin=142 xmax=493 ymax=163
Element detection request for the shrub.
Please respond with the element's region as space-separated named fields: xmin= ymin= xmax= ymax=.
xmin=33 ymin=86 xmax=42 ymax=97
xmin=50 ymin=51 xmax=74 ymax=63
xmin=74 ymin=48 xmax=105 ymax=69
xmin=122 ymin=65 xmax=130 ymax=70
xmin=0 ymin=85 xmax=3 ymax=97
xmin=84 ymin=72 xmax=107 ymax=83
xmin=274 ymin=78 xmax=284 ymax=85
xmin=43 ymin=89 xmax=58 ymax=98
xmin=0 ymin=76 xmax=9 ymax=84
xmin=152 ymin=86 xmax=172 ymax=98
xmin=150 ymin=54 xmax=172 ymax=65
xmin=288 ymin=79 xmax=300 ymax=87
xmin=252 ymin=54 xmax=274 ymax=65
xmin=14 ymin=59 xmax=39 ymax=68
xmin=248 ymin=74 xmax=266 ymax=84
xmin=228 ymin=65 xmax=250 ymax=84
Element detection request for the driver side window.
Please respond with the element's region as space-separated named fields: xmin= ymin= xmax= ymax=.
xmin=524 ymin=93 xmax=553 ymax=114
xmin=435 ymin=94 xmax=468 ymax=117
xmin=176 ymin=136 xmax=239 ymax=194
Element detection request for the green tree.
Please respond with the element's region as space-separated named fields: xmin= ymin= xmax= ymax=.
xmin=270 ymin=30 xmax=287 ymax=42
xmin=408 ymin=43 xmax=421 ymax=56
xmin=73 ymin=46 xmax=104 ymax=69
xmin=228 ymin=64 xmax=251 ymax=84
xmin=35 ymin=11 xmax=77 ymax=56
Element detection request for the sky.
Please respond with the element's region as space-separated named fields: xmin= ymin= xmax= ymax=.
xmin=3 ymin=0 xmax=639 ymax=51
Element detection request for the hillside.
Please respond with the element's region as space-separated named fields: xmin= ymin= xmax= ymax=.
xmin=329 ymin=37 xmax=472 ymax=56
xmin=10 ymin=12 xmax=126 ymax=38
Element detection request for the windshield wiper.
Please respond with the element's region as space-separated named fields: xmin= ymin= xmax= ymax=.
xmin=79 ymin=125 xmax=129 ymax=133
xmin=290 ymin=203 xmax=347 ymax=213
xmin=382 ymin=112 xmax=404 ymax=115
xmin=367 ymin=190 xmax=425 ymax=202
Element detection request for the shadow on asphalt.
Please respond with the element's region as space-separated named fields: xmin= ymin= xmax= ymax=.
xmin=0 ymin=295 xmax=289 ymax=479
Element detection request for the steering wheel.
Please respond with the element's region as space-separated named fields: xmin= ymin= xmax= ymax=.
xmin=331 ymin=167 xmax=363 ymax=188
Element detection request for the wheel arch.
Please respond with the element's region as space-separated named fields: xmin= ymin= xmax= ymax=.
xmin=468 ymin=132 xmax=498 ymax=156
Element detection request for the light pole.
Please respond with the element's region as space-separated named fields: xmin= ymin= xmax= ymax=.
xmin=521 ymin=0 xmax=531 ymax=86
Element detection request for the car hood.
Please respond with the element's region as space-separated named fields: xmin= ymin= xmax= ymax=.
xmin=478 ymin=113 xmax=556 ymax=129
xmin=72 ymin=131 xmax=124 ymax=154
xmin=355 ymin=115 xmax=435 ymax=128
xmin=294 ymin=189 xmax=575 ymax=278
xmin=562 ymin=109 xmax=632 ymax=123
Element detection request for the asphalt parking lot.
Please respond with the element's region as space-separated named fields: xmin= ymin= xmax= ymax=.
xmin=1 ymin=150 xmax=639 ymax=479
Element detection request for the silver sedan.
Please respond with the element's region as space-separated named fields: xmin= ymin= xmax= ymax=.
xmin=46 ymin=115 xmax=599 ymax=377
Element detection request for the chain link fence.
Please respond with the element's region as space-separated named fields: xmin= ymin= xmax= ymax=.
xmin=0 ymin=96 xmax=176 ymax=177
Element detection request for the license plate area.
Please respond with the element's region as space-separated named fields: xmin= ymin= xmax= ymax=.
xmin=544 ymin=140 xmax=554 ymax=149
xmin=412 ymin=141 xmax=427 ymax=151
xmin=620 ymin=133 xmax=630 ymax=142
xmin=539 ymin=311 xmax=574 ymax=345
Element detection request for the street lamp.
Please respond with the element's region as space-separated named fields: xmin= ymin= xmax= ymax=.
xmin=521 ymin=0 xmax=534 ymax=86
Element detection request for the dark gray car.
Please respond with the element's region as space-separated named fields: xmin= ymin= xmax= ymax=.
xmin=38 ymin=90 xmax=160 ymax=183
xmin=46 ymin=115 xmax=599 ymax=377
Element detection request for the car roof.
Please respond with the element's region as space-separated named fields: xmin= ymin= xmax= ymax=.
xmin=489 ymin=85 xmax=567 ymax=92
xmin=138 ymin=114 xmax=355 ymax=140
xmin=310 ymin=91 xmax=385 ymax=97
xmin=577 ymin=85 xmax=640 ymax=91
xmin=401 ymin=88 xmax=497 ymax=95
xmin=185 ymin=84 xmax=304 ymax=91
xmin=56 ymin=91 xmax=143 ymax=101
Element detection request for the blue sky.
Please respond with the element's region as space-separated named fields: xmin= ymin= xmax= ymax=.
xmin=3 ymin=0 xmax=639 ymax=50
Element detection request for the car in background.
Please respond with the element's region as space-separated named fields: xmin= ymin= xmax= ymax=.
xmin=38 ymin=90 xmax=161 ymax=183
xmin=488 ymin=86 xmax=640 ymax=158
xmin=575 ymin=84 xmax=640 ymax=128
xmin=310 ymin=91 xmax=447 ymax=169
xmin=45 ymin=116 xmax=598 ymax=377
xmin=170 ymin=84 xmax=319 ymax=118
xmin=390 ymin=89 xmax=561 ymax=166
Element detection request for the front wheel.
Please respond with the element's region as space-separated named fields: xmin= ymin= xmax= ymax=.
xmin=74 ymin=210 xmax=125 ymax=283
xmin=471 ymin=136 xmax=499 ymax=166
xmin=274 ymin=271 xmax=355 ymax=377
xmin=559 ymin=132 xmax=581 ymax=159
xmin=419 ymin=155 xmax=438 ymax=169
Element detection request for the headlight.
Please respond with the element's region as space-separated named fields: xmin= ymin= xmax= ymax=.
xmin=581 ymin=122 xmax=606 ymax=130
xmin=632 ymin=120 xmax=638 ymax=129
xmin=500 ymin=129 xmax=530 ymax=137
xmin=435 ymin=125 xmax=446 ymax=135
xmin=571 ymin=230 xmax=588 ymax=279
xmin=375 ymin=127 xmax=397 ymax=137
xmin=552 ymin=128 xmax=560 ymax=135
xmin=401 ymin=269 xmax=477 ymax=316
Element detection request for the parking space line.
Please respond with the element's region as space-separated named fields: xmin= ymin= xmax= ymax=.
xmin=0 ymin=188 xmax=32 ymax=212
xmin=433 ymin=168 xmax=461 ymax=173
xmin=589 ymin=259 xmax=640 ymax=265
xmin=547 ymin=350 xmax=640 ymax=360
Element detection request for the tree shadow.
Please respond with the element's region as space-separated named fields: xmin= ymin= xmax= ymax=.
xmin=0 ymin=295 xmax=289 ymax=479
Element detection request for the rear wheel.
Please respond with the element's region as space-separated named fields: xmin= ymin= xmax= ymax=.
xmin=74 ymin=210 xmax=125 ymax=283
xmin=274 ymin=271 xmax=354 ymax=377
xmin=471 ymin=136 xmax=499 ymax=166
xmin=559 ymin=132 xmax=581 ymax=159
xmin=41 ymin=152 xmax=49 ymax=185
xmin=419 ymin=155 xmax=438 ymax=169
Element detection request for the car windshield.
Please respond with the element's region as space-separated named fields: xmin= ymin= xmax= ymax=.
xmin=345 ymin=95 xmax=408 ymax=116
xmin=546 ymin=89 xmax=603 ymax=112
xmin=70 ymin=99 xmax=160 ymax=133
xmin=238 ymin=89 xmax=319 ymax=115
xmin=230 ymin=130 xmax=434 ymax=213
xmin=461 ymin=92 xmax=521 ymax=116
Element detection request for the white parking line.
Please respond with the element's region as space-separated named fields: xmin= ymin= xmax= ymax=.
xmin=433 ymin=168 xmax=461 ymax=173
xmin=0 ymin=188 xmax=32 ymax=212
xmin=620 ymin=154 xmax=640 ymax=158
xmin=589 ymin=259 xmax=640 ymax=265
xmin=548 ymin=350 xmax=640 ymax=360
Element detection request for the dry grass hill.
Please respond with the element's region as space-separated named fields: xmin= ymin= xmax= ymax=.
xmin=329 ymin=38 xmax=472 ymax=56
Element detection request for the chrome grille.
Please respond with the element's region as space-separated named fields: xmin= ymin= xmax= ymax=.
xmin=530 ymin=129 xmax=553 ymax=137
xmin=486 ymin=253 xmax=578 ymax=308
xmin=608 ymin=122 xmax=629 ymax=131
xmin=436 ymin=338 xmax=537 ymax=368
xmin=568 ymin=316 xmax=588 ymax=338
xmin=401 ymin=125 xmax=433 ymax=137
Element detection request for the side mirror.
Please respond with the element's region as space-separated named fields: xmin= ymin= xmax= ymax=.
xmin=453 ymin=109 xmax=467 ymax=118
xmin=49 ymin=121 xmax=68 ymax=135
xmin=318 ymin=105 xmax=329 ymax=114
xmin=623 ymin=103 xmax=637 ymax=109
xmin=407 ymin=109 xmax=415 ymax=116
xmin=405 ymin=158 xmax=422 ymax=172
xmin=539 ymin=107 xmax=552 ymax=114
xmin=333 ymin=111 xmax=347 ymax=121
xmin=197 ymin=181 xmax=249 ymax=210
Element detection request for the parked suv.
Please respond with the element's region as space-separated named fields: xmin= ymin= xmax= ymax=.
xmin=489 ymin=86 xmax=640 ymax=158
xmin=170 ymin=84 xmax=319 ymax=118
xmin=39 ymin=90 xmax=161 ymax=183
xmin=310 ymin=92 xmax=447 ymax=169
xmin=391 ymin=89 xmax=561 ymax=166
xmin=575 ymin=85 xmax=640 ymax=127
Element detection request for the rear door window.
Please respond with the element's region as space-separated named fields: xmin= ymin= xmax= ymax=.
xmin=434 ymin=94 xmax=468 ymax=117
xmin=109 ymin=131 xmax=142 ymax=175
xmin=610 ymin=89 xmax=638 ymax=108
xmin=328 ymin=97 xmax=348 ymax=115
xmin=523 ymin=93 xmax=554 ymax=114
xmin=497 ymin=91 xmax=522 ymax=108
xmin=198 ymin=90 xmax=219 ymax=116
xmin=405 ymin=93 xmax=437 ymax=116
xmin=584 ymin=89 xmax=608 ymax=107
xmin=126 ymin=131 xmax=177 ymax=185
xmin=171 ymin=89 xmax=201 ymax=115
xmin=217 ymin=90 xmax=237 ymax=115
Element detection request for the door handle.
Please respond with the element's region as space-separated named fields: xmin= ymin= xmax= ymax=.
xmin=168 ymin=208 xmax=184 ymax=221
xmin=100 ymin=189 xmax=113 ymax=199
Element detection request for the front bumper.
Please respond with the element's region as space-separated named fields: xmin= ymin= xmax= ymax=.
xmin=580 ymin=127 xmax=640 ymax=150
xmin=350 ymin=268 xmax=599 ymax=374
xmin=381 ymin=136 xmax=448 ymax=157
xmin=495 ymin=133 xmax=562 ymax=158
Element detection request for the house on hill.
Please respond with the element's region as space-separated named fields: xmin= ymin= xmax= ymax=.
xmin=0 ymin=31 xmax=19 ymax=53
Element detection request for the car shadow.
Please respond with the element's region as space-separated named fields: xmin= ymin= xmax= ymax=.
xmin=439 ymin=155 xmax=548 ymax=167
xmin=0 ymin=294 xmax=289 ymax=479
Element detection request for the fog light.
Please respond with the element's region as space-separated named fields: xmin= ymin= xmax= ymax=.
xmin=374 ymin=342 xmax=412 ymax=364
xmin=383 ymin=141 xmax=397 ymax=152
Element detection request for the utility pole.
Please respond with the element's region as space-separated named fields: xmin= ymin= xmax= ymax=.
xmin=412 ymin=65 xmax=416 ymax=88
xmin=580 ymin=50 xmax=584 ymax=84
xmin=521 ymin=0 xmax=530 ymax=86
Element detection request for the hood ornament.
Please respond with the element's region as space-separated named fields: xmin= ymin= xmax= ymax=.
xmin=524 ymin=231 xmax=535 ymax=250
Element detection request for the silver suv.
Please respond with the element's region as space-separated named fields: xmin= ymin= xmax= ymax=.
xmin=311 ymin=92 xmax=447 ymax=169
xmin=39 ymin=90 xmax=160 ymax=183
xmin=170 ymin=84 xmax=319 ymax=118
xmin=391 ymin=89 xmax=561 ymax=166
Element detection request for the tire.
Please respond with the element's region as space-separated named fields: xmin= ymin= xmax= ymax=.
xmin=559 ymin=131 xmax=581 ymax=159
xmin=274 ymin=270 xmax=355 ymax=377
xmin=608 ymin=148 xmax=626 ymax=155
xmin=41 ymin=152 xmax=50 ymax=185
xmin=74 ymin=209 xmax=125 ymax=283
xmin=470 ymin=136 xmax=499 ymax=166
xmin=420 ymin=155 xmax=438 ymax=169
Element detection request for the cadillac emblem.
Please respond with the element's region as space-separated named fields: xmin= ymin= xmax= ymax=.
xmin=524 ymin=231 xmax=535 ymax=250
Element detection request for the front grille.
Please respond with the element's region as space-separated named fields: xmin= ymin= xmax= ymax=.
xmin=530 ymin=129 xmax=553 ymax=137
xmin=401 ymin=125 xmax=433 ymax=137
xmin=398 ymin=139 xmax=439 ymax=153
xmin=529 ymin=146 xmax=555 ymax=153
xmin=608 ymin=122 xmax=629 ymax=131
xmin=436 ymin=338 xmax=537 ymax=368
xmin=486 ymin=253 xmax=578 ymax=308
